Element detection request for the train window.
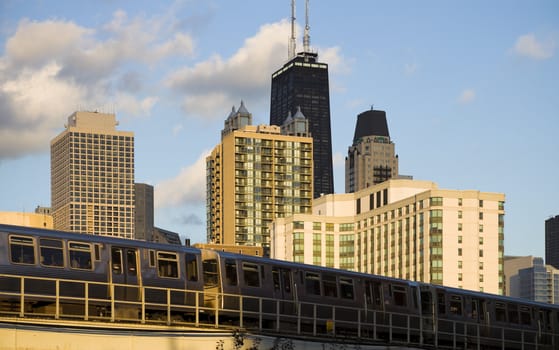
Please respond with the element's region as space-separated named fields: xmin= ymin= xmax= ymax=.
xmin=203 ymin=259 xmax=218 ymax=288
xmin=322 ymin=274 xmax=338 ymax=298
xmin=508 ymin=304 xmax=519 ymax=324
xmin=495 ymin=302 xmax=506 ymax=322
xmin=305 ymin=272 xmax=321 ymax=295
xmin=94 ymin=244 xmax=101 ymax=261
xmin=157 ymin=252 xmax=178 ymax=278
xmin=272 ymin=268 xmax=280 ymax=291
xmin=126 ymin=250 xmax=137 ymax=275
xmin=69 ymin=242 xmax=92 ymax=270
xmin=149 ymin=250 xmax=155 ymax=267
xmin=393 ymin=285 xmax=408 ymax=307
xmin=225 ymin=259 xmax=237 ymax=286
xmin=340 ymin=278 xmax=354 ymax=299
xmin=185 ymin=253 xmax=198 ymax=282
xmin=366 ymin=281 xmax=383 ymax=306
xmin=449 ymin=295 xmax=463 ymax=315
xmin=111 ymin=248 xmax=123 ymax=274
xmin=519 ymin=306 xmax=531 ymax=325
xmin=39 ymin=238 xmax=63 ymax=268
xmin=437 ymin=292 xmax=446 ymax=314
xmin=242 ymin=262 xmax=260 ymax=287
xmin=10 ymin=235 xmax=36 ymax=265
xmin=282 ymin=269 xmax=291 ymax=293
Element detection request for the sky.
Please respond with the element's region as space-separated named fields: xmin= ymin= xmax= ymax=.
xmin=0 ymin=1 xmax=558 ymax=259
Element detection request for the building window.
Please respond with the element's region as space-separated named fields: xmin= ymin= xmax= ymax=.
xmin=458 ymin=223 xmax=462 ymax=232
xmin=458 ymin=235 xmax=462 ymax=244
xmin=458 ymin=260 xmax=462 ymax=269
xmin=313 ymin=222 xmax=322 ymax=231
xmin=458 ymin=273 xmax=463 ymax=281
xmin=430 ymin=197 xmax=443 ymax=206
xmin=293 ymin=221 xmax=304 ymax=229
xmin=458 ymin=210 xmax=462 ymax=219
xmin=458 ymin=248 xmax=462 ymax=256
xmin=458 ymin=198 xmax=462 ymax=206
xmin=479 ymin=249 xmax=483 ymax=257
xmin=479 ymin=224 xmax=484 ymax=233
xmin=479 ymin=212 xmax=483 ymax=220
xmin=479 ymin=200 xmax=484 ymax=208
xmin=479 ymin=237 xmax=484 ymax=245
xmin=325 ymin=223 xmax=334 ymax=232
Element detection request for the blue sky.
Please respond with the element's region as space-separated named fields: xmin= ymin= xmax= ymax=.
xmin=0 ymin=1 xmax=557 ymax=259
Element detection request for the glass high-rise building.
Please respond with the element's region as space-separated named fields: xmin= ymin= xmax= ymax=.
xmin=51 ymin=111 xmax=135 ymax=238
xmin=207 ymin=102 xmax=313 ymax=254
xmin=270 ymin=51 xmax=333 ymax=199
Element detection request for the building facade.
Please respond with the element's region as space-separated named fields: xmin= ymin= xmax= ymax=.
xmin=345 ymin=109 xmax=399 ymax=193
xmin=271 ymin=179 xmax=505 ymax=295
xmin=270 ymin=51 xmax=333 ymax=199
xmin=207 ymin=102 xmax=313 ymax=254
xmin=545 ymin=215 xmax=559 ymax=269
xmin=51 ymin=111 xmax=135 ymax=238
xmin=134 ymin=183 xmax=154 ymax=241
xmin=0 ymin=212 xmax=53 ymax=229
xmin=505 ymin=256 xmax=559 ymax=304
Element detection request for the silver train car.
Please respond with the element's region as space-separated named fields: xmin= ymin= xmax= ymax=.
xmin=0 ymin=223 xmax=558 ymax=348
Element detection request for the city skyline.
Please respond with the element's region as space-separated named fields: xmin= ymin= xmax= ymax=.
xmin=0 ymin=1 xmax=558 ymax=259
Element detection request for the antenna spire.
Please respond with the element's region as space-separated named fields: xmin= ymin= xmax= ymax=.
xmin=289 ymin=0 xmax=296 ymax=59
xmin=303 ymin=0 xmax=310 ymax=52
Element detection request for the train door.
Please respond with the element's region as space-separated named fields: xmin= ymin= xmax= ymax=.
xmin=201 ymin=249 xmax=220 ymax=311
xmin=272 ymin=267 xmax=295 ymax=315
xmin=419 ymin=285 xmax=436 ymax=344
xmin=110 ymin=246 xmax=140 ymax=302
xmin=364 ymin=280 xmax=383 ymax=323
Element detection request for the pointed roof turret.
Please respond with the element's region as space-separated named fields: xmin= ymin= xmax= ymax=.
xmin=227 ymin=105 xmax=236 ymax=119
xmin=284 ymin=111 xmax=293 ymax=124
xmin=237 ymin=100 xmax=249 ymax=115
xmin=293 ymin=106 xmax=306 ymax=119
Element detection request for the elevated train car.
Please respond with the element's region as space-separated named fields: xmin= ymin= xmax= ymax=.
xmin=0 ymin=224 xmax=558 ymax=349
xmin=0 ymin=224 xmax=204 ymax=319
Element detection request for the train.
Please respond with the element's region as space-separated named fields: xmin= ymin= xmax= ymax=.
xmin=0 ymin=223 xmax=558 ymax=349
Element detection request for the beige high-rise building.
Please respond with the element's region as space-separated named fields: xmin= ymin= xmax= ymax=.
xmin=271 ymin=179 xmax=505 ymax=295
xmin=51 ymin=111 xmax=135 ymax=238
xmin=206 ymin=102 xmax=313 ymax=254
xmin=345 ymin=109 xmax=399 ymax=193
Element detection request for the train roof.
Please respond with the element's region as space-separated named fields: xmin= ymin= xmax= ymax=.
xmin=0 ymin=223 xmax=198 ymax=253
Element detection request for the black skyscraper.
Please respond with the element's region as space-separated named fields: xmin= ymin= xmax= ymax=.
xmin=270 ymin=51 xmax=334 ymax=198
xmin=545 ymin=215 xmax=559 ymax=269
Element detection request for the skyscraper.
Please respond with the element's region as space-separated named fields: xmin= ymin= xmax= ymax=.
xmin=270 ymin=0 xmax=333 ymax=199
xmin=546 ymin=215 xmax=559 ymax=269
xmin=207 ymin=102 xmax=313 ymax=254
xmin=51 ymin=111 xmax=135 ymax=238
xmin=135 ymin=183 xmax=154 ymax=241
xmin=345 ymin=109 xmax=399 ymax=193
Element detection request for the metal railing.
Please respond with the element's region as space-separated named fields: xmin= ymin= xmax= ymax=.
xmin=0 ymin=273 xmax=556 ymax=350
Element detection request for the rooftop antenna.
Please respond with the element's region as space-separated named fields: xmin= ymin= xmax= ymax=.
xmin=289 ymin=0 xmax=296 ymax=59
xmin=303 ymin=0 xmax=310 ymax=52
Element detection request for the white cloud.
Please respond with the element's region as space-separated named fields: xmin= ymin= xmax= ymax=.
xmin=458 ymin=89 xmax=476 ymax=104
xmin=116 ymin=93 xmax=159 ymax=117
xmin=0 ymin=12 xmax=195 ymax=159
xmin=0 ymin=63 xmax=87 ymax=157
xmin=512 ymin=33 xmax=555 ymax=60
xmin=166 ymin=20 xmax=347 ymax=120
xmin=154 ymin=151 xmax=209 ymax=209
xmin=404 ymin=62 xmax=418 ymax=75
